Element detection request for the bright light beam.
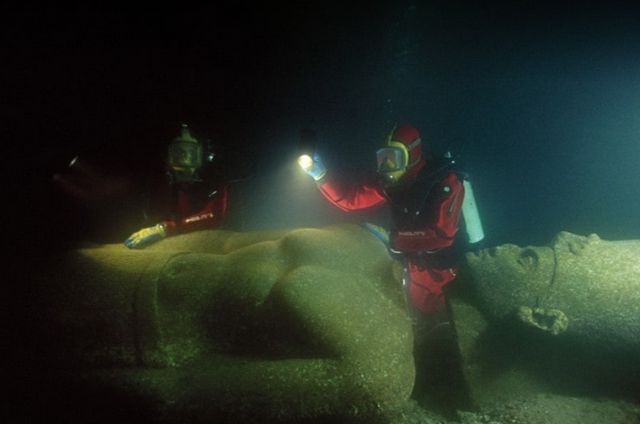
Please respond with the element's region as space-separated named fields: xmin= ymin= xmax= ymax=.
xmin=297 ymin=154 xmax=313 ymax=171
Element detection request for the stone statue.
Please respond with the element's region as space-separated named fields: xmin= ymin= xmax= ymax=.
xmin=448 ymin=231 xmax=640 ymax=408
xmin=27 ymin=225 xmax=415 ymax=423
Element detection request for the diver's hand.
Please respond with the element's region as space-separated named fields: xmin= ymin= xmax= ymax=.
xmin=298 ymin=152 xmax=327 ymax=181
xmin=124 ymin=223 xmax=167 ymax=249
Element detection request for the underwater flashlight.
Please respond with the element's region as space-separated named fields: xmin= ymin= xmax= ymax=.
xmin=298 ymin=154 xmax=313 ymax=171
xmin=297 ymin=128 xmax=317 ymax=172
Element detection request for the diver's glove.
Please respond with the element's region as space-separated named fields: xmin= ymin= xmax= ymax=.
xmin=298 ymin=152 xmax=327 ymax=181
xmin=124 ymin=223 xmax=167 ymax=249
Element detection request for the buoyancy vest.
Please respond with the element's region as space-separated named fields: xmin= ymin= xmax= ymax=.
xmin=383 ymin=159 xmax=465 ymax=231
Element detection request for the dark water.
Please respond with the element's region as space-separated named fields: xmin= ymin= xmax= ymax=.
xmin=9 ymin=2 xmax=640 ymax=251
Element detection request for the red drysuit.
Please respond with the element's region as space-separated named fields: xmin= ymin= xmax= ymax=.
xmin=318 ymin=159 xmax=465 ymax=314
xmin=158 ymin=181 xmax=229 ymax=236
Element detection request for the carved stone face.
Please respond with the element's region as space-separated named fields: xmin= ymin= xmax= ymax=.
xmin=459 ymin=231 xmax=640 ymax=342
xmin=466 ymin=243 xmax=554 ymax=285
xmin=448 ymin=231 xmax=640 ymax=407
xmin=463 ymin=243 xmax=555 ymax=320
xmin=463 ymin=231 xmax=605 ymax=291
xmin=464 ymin=232 xmax=614 ymax=290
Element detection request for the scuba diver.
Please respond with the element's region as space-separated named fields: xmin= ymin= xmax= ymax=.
xmin=124 ymin=124 xmax=229 ymax=249
xmin=299 ymin=124 xmax=483 ymax=316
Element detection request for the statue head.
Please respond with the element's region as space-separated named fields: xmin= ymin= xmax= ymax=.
xmin=449 ymin=231 xmax=640 ymax=408
xmin=463 ymin=242 xmax=555 ymax=320
xmin=460 ymin=231 xmax=640 ymax=335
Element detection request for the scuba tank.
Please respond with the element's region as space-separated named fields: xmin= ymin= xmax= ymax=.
xmin=441 ymin=151 xmax=485 ymax=245
xmin=461 ymin=179 xmax=484 ymax=244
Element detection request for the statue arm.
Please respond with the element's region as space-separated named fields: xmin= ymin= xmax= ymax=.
xmin=87 ymin=264 xmax=413 ymax=421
